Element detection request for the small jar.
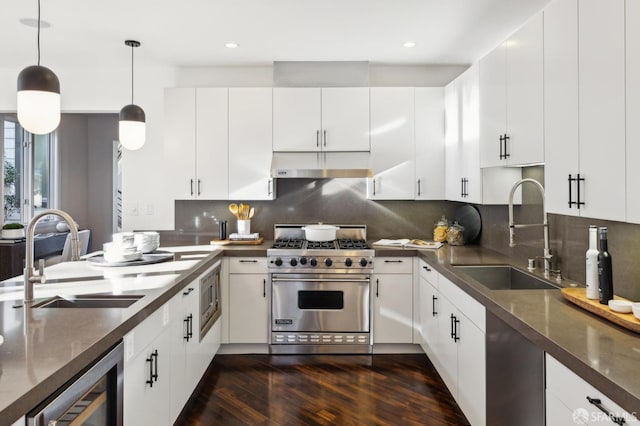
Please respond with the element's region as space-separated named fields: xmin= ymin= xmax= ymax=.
xmin=433 ymin=216 xmax=449 ymax=243
xmin=447 ymin=222 xmax=465 ymax=246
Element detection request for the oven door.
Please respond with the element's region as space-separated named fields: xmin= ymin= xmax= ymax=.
xmin=271 ymin=273 xmax=370 ymax=333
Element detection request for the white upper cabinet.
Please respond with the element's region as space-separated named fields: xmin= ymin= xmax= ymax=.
xmin=627 ymin=0 xmax=640 ymax=223
xmin=545 ymin=0 xmax=625 ymax=221
xmin=367 ymin=87 xmax=415 ymax=200
xmin=321 ymin=88 xmax=370 ymax=151
xmin=446 ymin=66 xmax=521 ymax=204
xmin=228 ymin=88 xmax=276 ymax=200
xmin=415 ymin=87 xmax=445 ymax=200
xmin=480 ymin=12 xmax=543 ymax=167
xmin=544 ymin=0 xmax=580 ymax=217
xmin=273 ymin=87 xmax=370 ymax=152
xmin=578 ymin=0 xmax=626 ymax=221
xmin=164 ymin=88 xmax=228 ymax=200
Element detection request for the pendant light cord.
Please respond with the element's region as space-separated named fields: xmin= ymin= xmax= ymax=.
xmin=37 ymin=0 xmax=41 ymax=66
xmin=130 ymin=44 xmax=134 ymax=104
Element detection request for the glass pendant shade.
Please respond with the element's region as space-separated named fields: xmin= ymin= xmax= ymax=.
xmin=17 ymin=65 xmax=61 ymax=135
xmin=119 ymin=104 xmax=146 ymax=150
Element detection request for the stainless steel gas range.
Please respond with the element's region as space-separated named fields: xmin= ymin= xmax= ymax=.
xmin=268 ymin=224 xmax=374 ymax=354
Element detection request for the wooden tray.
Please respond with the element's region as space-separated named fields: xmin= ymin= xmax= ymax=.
xmin=211 ymin=237 xmax=264 ymax=246
xmin=561 ymin=288 xmax=640 ymax=333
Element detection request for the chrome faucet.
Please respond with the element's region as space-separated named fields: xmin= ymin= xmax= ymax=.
xmin=24 ymin=209 xmax=79 ymax=305
xmin=508 ymin=179 xmax=552 ymax=278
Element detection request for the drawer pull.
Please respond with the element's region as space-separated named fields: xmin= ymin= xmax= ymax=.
xmin=239 ymin=260 xmax=258 ymax=263
xmin=384 ymin=260 xmax=403 ymax=263
xmin=423 ymin=266 xmax=431 ymax=272
xmin=586 ymin=397 xmax=626 ymax=425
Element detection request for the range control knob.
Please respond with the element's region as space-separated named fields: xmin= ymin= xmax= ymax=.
xmin=274 ymin=258 xmax=283 ymax=267
xmin=325 ymin=258 xmax=333 ymax=267
xmin=345 ymin=258 xmax=353 ymax=267
xmin=299 ymin=257 xmax=308 ymax=265
xmin=290 ymin=258 xmax=298 ymax=267
xmin=310 ymin=258 xmax=318 ymax=267
xmin=359 ymin=258 xmax=369 ymax=267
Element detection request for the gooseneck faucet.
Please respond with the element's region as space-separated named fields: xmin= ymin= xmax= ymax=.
xmin=508 ymin=179 xmax=552 ymax=277
xmin=24 ymin=209 xmax=79 ymax=305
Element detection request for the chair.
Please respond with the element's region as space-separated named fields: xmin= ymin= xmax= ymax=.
xmin=61 ymin=229 xmax=91 ymax=260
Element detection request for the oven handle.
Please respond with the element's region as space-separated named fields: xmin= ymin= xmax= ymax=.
xmin=271 ymin=277 xmax=371 ymax=283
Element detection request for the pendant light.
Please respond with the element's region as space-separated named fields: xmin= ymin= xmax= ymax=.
xmin=119 ymin=40 xmax=146 ymax=151
xmin=17 ymin=0 xmax=61 ymax=135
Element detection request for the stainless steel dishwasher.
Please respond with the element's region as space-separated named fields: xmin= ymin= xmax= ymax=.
xmin=486 ymin=311 xmax=545 ymax=426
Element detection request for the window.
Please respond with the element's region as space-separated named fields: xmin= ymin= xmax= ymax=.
xmin=3 ymin=118 xmax=57 ymax=224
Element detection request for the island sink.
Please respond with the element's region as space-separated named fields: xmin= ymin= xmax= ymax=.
xmin=452 ymin=265 xmax=559 ymax=290
xmin=34 ymin=294 xmax=144 ymax=308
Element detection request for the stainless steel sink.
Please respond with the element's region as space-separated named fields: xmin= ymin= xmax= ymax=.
xmin=34 ymin=294 xmax=144 ymax=308
xmin=453 ymin=265 xmax=559 ymax=290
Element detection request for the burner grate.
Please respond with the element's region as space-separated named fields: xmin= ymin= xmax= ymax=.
xmin=272 ymin=239 xmax=304 ymax=249
xmin=337 ymin=239 xmax=369 ymax=250
xmin=306 ymin=241 xmax=337 ymax=250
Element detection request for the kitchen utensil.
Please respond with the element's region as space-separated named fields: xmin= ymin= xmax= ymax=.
xmin=229 ymin=203 xmax=239 ymax=219
xmin=239 ymin=203 xmax=246 ymax=219
xmin=301 ymin=224 xmax=339 ymax=241
xmin=248 ymin=207 xmax=255 ymax=219
xmin=453 ymin=205 xmax=481 ymax=244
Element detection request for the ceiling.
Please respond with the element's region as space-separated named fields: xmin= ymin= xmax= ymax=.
xmin=3 ymin=0 xmax=552 ymax=69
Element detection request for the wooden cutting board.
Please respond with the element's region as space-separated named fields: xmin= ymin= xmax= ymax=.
xmin=210 ymin=237 xmax=264 ymax=246
xmin=561 ymin=287 xmax=640 ymax=333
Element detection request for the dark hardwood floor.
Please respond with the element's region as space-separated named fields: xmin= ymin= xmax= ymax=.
xmin=175 ymin=353 xmax=471 ymax=425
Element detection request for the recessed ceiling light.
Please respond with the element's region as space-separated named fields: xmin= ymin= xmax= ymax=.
xmin=225 ymin=42 xmax=239 ymax=49
xmin=403 ymin=41 xmax=416 ymax=48
xmin=19 ymin=18 xmax=51 ymax=28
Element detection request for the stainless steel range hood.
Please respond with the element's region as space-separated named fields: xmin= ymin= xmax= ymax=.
xmin=271 ymin=152 xmax=373 ymax=178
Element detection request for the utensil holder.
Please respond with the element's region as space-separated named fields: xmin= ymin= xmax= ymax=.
xmin=237 ymin=220 xmax=251 ymax=235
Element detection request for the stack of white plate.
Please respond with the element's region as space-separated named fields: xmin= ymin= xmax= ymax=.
xmin=104 ymin=232 xmax=142 ymax=263
xmin=134 ymin=231 xmax=160 ymax=253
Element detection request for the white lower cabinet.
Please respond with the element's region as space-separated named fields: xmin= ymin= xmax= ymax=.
xmin=228 ymin=257 xmax=269 ymax=343
xmin=418 ymin=259 xmax=486 ymax=426
xmin=124 ymin=305 xmax=172 ymax=426
xmin=372 ymin=257 xmax=413 ymax=344
xmin=124 ymin=264 xmax=222 ymax=425
xmin=546 ymin=354 xmax=639 ymax=425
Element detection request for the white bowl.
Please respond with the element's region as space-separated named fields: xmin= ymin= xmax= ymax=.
xmin=112 ymin=232 xmax=135 ymax=247
xmin=608 ymin=299 xmax=633 ymax=314
xmin=632 ymin=303 xmax=640 ymax=320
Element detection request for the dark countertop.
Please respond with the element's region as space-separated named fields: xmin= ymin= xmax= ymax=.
xmin=2 ymin=242 xmax=640 ymax=423
xmin=414 ymin=245 xmax=640 ymax=416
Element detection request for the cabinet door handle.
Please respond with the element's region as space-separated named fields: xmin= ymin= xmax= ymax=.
xmin=586 ymin=397 xmax=626 ymax=425
xmin=423 ymin=265 xmax=431 ymax=271
xmin=184 ymin=314 xmax=193 ymax=341
xmin=376 ymin=278 xmax=379 ymax=298
xmin=146 ymin=352 xmax=155 ymax=387
xmin=568 ymin=174 xmax=574 ymax=208
xmin=316 ymin=130 xmax=320 ymax=147
xmin=239 ymin=259 xmax=258 ymax=263
xmin=576 ymin=173 xmax=585 ymax=209
xmin=152 ymin=350 xmax=159 ymax=382
xmin=197 ymin=179 xmax=201 ymax=196
xmin=499 ymin=134 xmax=504 ymax=160
xmin=373 ymin=179 xmax=376 ymax=196
xmin=268 ymin=179 xmax=273 ymax=196
xmin=323 ymin=129 xmax=327 ymax=147
xmin=432 ymin=295 xmax=438 ymax=316
xmin=417 ymin=179 xmax=421 ymax=196
xmin=461 ymin=178 xmax=464 ymax=197
xmin=504 ymin=134 xmax=510 ymax=159
xmin=190 ymin=179 xmax=194 ymax=196
xmin=384 ymin=260 xmax=403 ymax=263
xmin=450 ymin=314 xmax=460 ymax=342
xmin=263 ymin=278 xmax=266 ymax=298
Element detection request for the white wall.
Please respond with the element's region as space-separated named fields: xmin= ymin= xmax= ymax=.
xmin=0 ymin=64 xmax=176 ymax=231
